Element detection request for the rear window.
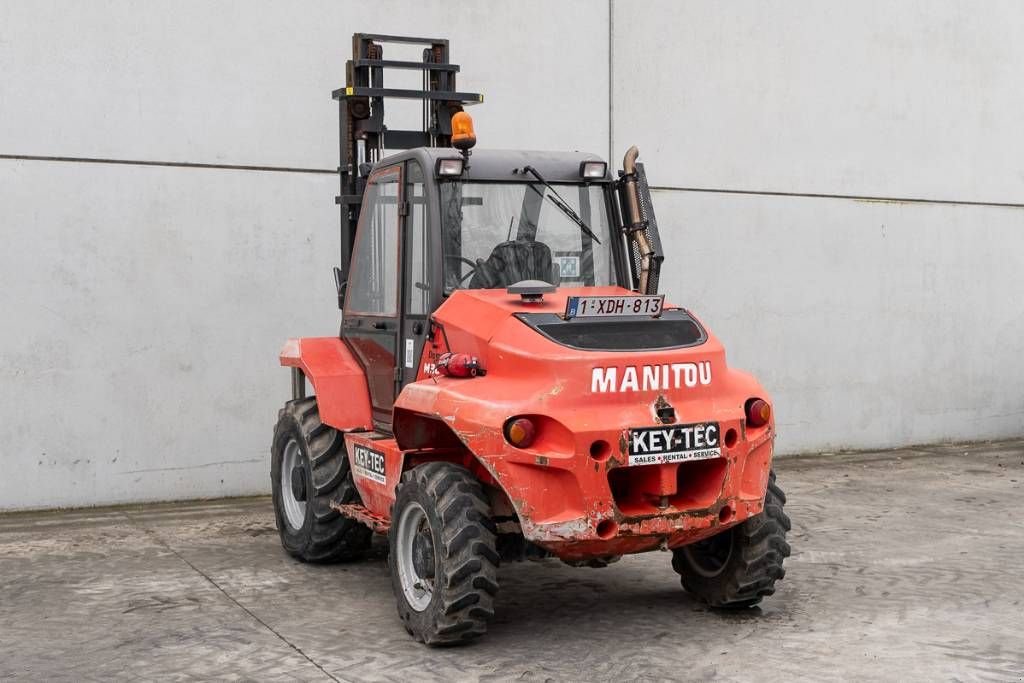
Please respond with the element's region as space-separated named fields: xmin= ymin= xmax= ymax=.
xmin=515 ymin=310 xmax=706 ymax=352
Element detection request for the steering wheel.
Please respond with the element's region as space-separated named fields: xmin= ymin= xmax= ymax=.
xmin=445 ymin=255 xmax=479 ymax=286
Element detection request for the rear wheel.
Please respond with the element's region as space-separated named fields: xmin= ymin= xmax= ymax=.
xmin=271 ymin=397 xmax=371 ymax=562
xmin=672 ymin=470 xmax=791 ymax=608
xmin=389 ymin=462 xmax=499 ymax=645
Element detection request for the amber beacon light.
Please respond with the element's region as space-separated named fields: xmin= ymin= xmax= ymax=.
xmin=451 ymin=111 xmax=477 ymax=150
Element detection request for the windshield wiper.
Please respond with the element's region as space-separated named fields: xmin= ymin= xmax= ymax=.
xmin=522 ymin=166 xmax=601 ymax=245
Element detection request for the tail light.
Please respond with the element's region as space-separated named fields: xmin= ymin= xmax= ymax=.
xmin=745 ymin=398 xmax=771 ymax=428
xmin=504 ymin=417 xmax=536 ymax=448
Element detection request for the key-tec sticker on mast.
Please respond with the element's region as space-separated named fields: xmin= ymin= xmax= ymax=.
xmin=352 ymin=445 xmax=386 ymax=485
xmin=591 ymin=362 xmax=712 ymax=393
xmin=628 ymin=422 xmax=721 ymax=466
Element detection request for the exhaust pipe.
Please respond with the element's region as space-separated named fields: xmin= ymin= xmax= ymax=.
xmin=622 ymin=146 xmax=655 ymax=294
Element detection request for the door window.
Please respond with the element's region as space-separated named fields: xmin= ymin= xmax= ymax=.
xmin=346 ymin=169 xmax=401 ymax=316
xmin=406 ymin=162 xmax=430 ymax=315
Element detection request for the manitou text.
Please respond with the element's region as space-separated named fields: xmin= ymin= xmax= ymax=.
xmin=591 ymin=362 xmax=712 ymax=393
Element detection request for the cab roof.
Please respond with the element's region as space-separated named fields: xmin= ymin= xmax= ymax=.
xmin=373 ymin=147 xmax=611 ymax=183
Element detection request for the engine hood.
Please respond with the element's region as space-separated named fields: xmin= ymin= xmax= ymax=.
xmin=395 ymin=287 xmax=761 ymax=432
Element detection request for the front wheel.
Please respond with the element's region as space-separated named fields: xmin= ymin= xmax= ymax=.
xmin=270 ymin=397 xmax=372 ymax=562
xmin=671 ymin=470 xmax=791 ymax=608
xmin=389 ymin=462 xmax=499 ymax=645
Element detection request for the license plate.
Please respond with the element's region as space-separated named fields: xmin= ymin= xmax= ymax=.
xmin=564 ymin=294 xmax=664 ymax=319
xmin=627 ymin=422 xmax=721 ymax=466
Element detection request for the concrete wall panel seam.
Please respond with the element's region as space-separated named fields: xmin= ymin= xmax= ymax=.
xmin=0 ymin=154 xmax=335 ymax=175
xmin=649 ymin=185 xmax=1024 ymax=211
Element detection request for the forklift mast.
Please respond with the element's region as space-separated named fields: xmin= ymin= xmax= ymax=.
xmin=333 ymin=33 xmax=483 ymax=280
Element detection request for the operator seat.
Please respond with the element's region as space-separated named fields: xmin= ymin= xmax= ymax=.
xmin=467 ymin=239 xmax=554 ymax=290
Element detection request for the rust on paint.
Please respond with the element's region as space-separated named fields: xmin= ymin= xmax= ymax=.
xmin=617 ymin=431 xmax=628 ymax=452
xmin=331 ymin=501 xmax=391 ymax=534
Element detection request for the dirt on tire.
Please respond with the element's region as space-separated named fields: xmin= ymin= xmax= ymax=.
xmin=389 ymin=462 xmax=500 ymax=645
xmin=270 ymin=397 xmax=372 ymax=562
xmin=671 ymin=469 xmax=791 ymax=607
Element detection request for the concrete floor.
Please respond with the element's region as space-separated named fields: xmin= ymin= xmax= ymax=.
xmin=1 ymin=442 xmax=1023 ymax=682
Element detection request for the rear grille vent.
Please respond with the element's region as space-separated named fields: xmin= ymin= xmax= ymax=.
xmin=515 ymin=310 xmax=705 ymax=352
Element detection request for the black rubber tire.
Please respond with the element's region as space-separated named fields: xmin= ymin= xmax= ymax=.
xmin=671 ymin=470 xmax=791 ymax=608
xmin=271 ymin=397 xmax=372 ymax=562
xmin=389 ymin=462 xmax=499 ymax=645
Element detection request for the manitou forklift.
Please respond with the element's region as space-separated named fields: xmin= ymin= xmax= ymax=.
xmin=272 ymin=33 xmax=790 ymax=645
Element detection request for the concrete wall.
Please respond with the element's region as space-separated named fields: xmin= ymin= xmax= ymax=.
xmin=1 ymin=1 xmax=1022 ymax=509
xmin=612 ymin=0 xmax=1024 ymax=453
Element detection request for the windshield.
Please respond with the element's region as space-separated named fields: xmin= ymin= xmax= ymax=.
xmin=440 ymin=181 xmax=616 ymax=292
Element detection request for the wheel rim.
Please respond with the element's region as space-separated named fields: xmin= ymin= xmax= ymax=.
xmin=395 ymin=501 xmax=435 ymax=612
xmin=280 ymin=438 xmax=307 ymax=531
xmin=684 ymin=528 xmax=735 ymax=578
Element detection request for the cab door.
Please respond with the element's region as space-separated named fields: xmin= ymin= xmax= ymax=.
xmin=342 ymin=165 xmax=402 ymax=429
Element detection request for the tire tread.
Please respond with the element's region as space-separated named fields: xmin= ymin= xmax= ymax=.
xmin=271 ymin=398 xmax=372 ymax=562
xmin=672 ymin=469 xmax=791 ymax=608
xmin=392 ymin=463 xmax=499 ymax=645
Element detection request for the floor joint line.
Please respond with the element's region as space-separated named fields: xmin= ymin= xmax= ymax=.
xmin=122 ymin=512 xmax=340 ymax=683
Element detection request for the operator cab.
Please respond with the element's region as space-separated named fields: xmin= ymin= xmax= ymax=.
xmin=341 ymin=146 xmax=630 ymax=429
xmin=331 ymin=34 xmax=661 ymax=432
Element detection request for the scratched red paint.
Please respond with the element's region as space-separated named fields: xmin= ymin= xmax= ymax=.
xmin=282 ymin=286 xmax=775 ymax=561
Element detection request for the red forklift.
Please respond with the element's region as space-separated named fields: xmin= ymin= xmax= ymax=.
xmin=272 ymin=33 xmax=790 ymax=645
